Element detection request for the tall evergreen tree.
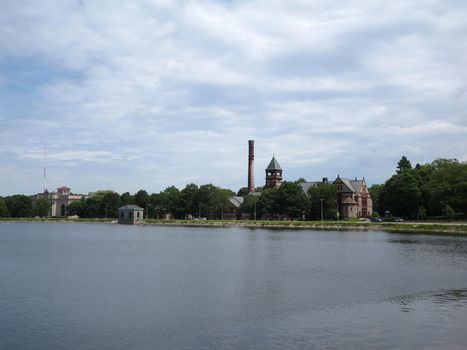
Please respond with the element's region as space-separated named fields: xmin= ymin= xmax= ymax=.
xmin=396 ymin=156 xmax=412 ymax=174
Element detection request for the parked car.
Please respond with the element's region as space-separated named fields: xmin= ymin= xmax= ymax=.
xmin=394 ymin=218 xmax=404 ymax=222
xmin=370 ymin=217 xmax=383 ymax=222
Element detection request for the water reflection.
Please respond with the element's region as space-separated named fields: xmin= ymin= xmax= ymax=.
xmin=1 ymin=223 xmax=467 ymax=349
xmin=392 ymin=288 xmax=467 ymax=313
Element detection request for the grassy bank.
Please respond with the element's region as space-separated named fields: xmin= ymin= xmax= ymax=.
xmin=144 ymin=219 xmax=466 ymax=234
xmin=1 ymin=217 xmax=465 ymax=234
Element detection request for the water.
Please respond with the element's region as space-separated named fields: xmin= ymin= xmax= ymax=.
xmin=1 ymin=222 xmax=467 ymax=349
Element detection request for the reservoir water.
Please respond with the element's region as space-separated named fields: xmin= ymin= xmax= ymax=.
xmin=1 ymin=222 xmax=467 ymax=349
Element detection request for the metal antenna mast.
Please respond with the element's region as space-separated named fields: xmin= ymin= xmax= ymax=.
xmin=43 ymin=144 xmax=47 ymax=193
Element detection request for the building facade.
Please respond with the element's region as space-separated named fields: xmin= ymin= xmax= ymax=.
xmin=31 ymin=186 xmax=86 ymax=217
xmin=118 ymin=205 xmax=144 ymax=224
xmin=333 ymin=176 xmax=373 ymax=219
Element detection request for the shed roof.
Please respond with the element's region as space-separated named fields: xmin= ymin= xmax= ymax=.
xmin=118 ymin=205 xmax=144 ymax=211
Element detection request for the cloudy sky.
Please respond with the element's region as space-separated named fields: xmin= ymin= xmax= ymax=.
xmin=1 ymin=0 xmax=466 ymax=196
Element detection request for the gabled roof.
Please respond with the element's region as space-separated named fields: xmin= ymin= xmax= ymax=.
xmin=334 ymin=176 xmax=366 ymax=193
xmin=349 ymin=180 xmax=364 ymax=193
xmin=334 ymin=177 xmax=354 ymax=192
xmin=228 ymin=196 xmax=244 ymax=208
xmin=266 ymin=157 xmax=282 ymax=170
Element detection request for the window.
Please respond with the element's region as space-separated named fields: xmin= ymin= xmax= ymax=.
xmin=137 ymin=212 xmax=140 ymax=218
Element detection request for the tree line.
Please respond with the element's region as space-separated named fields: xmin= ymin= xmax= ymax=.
xmin=0 ymin=157 xmax=465 ymax=220
xmin=369 ymin=157 xmax=466 ymax=220
xmin=240 ymin=181 xmax=337 ymax=220
xmin=0 ymin=184 xmax=235 ymax=220
xmin=0 ymin=181 xmax=338 ymax=220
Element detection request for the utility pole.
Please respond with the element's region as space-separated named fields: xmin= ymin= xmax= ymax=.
xmin=254 ymin=200 xmax=257 ymax=221
xmin=320 ymin=198 xmax=324 ymax=221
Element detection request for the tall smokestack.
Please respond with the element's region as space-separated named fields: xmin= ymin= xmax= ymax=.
xmin=248 ymin=140 xmax=255 ymax=193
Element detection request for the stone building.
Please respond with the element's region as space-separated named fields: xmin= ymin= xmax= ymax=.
xmin=31 ymin=186 xmax=86 ymax=217
xmin=118 ymin=205 xmax=144 ymax=224
xmin=333 ymin=176 xmax=372 ymax=219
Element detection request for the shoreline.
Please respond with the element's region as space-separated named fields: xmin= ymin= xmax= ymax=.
xmin=1 ymin=218 xmax=466 ymax=235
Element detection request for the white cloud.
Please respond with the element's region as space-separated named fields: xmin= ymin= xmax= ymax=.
xmin=0 ymin=0 xmax=466 ymax=195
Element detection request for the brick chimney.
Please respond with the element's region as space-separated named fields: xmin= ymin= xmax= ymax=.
xmin=248 ymin=140 xmax=255 ymax=193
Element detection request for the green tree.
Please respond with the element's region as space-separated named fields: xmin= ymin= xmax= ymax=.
xmin=197 ymin=184 xmax=232 ymax=219
xmin=277 ymin=182 xmax=308 ymax=219
xmin=307 ymin=183 xmax=337 ymax=220
xmin=82 ymin=196 xmax=101 ymax=218
xmin=368 ymin=184 xmax=384 ymax=214
xmin=422 ymin=159 xmax=467 ymax=216
xmin=120 ymin=192 xmax=134 ymax=205
xmin=379 ymin=170 xmax=421 ymax=218
xmin=257 ymin=187 xmax=280 ymax=219
xmin=160 ymin=186 xmax=181 ymax=219
xmin=33 ymin=199 xmax=51 ymax=217
xmin=100 ymin=191 xmax=121 ymax=218
xmin=237 ymin=187 xmax=249 ymax=197
xmin=180 ymin=184 xmax=199 ymax=217
xmin=4 ymin=195 xmax=33 ymax=217
xmin=149 ymin=193 xmax=162 ymax=219
xmin=67 ymin=199 xmax=86 ymax=217
xmin=213 ymin=188 xmax=232 ymax=219
xmin=240 ymin=193 xmax=260 ymax=219
xmin=0 ymin=196 xmax=10 ymax=217
xmin=397 ymin=156 xmax=412 ymax=174
xmin=134 ymin=189 xmax=150 ymax=214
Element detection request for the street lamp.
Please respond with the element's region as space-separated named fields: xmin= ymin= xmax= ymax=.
xmin=146 ymin=203 xmax=151 ymax=220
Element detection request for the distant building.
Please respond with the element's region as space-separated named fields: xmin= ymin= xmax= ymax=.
xmin=118 ymin=205 xmax=144 ymax=224
xmin=224 ymin=196 xmax=244 ymax=220
xmin=298 ymin=178 xmax=330 ymax=193
xmin=333 ymin=176 xmax=372 ymax=218
xmin=31 ymin=186 xmax=86 ymax=217
xmin=265 ymin=156 xmax=283 ymax=188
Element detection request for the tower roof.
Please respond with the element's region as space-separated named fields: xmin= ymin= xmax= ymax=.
xmin=266 ymin=157 xmax=282 ymax=170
